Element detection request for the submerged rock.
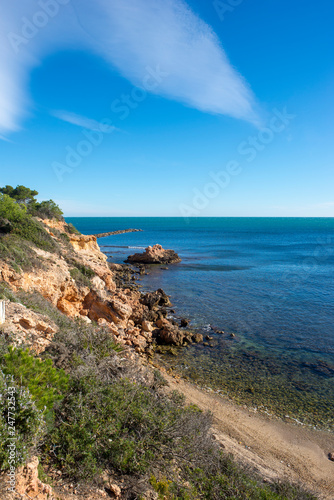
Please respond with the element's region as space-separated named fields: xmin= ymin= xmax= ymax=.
xmin=140 ymin=289 xmax=172 ymax=310
xmin=126 ymin=244 xmax=181 ymax=264
xmin=192 ymin=333 xmax=204 ymax=343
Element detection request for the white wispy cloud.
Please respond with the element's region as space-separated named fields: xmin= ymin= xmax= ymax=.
xmin=52 ymin=111 xmax=116 ymax=131
xmin=0 ymin=0 xmax=260 ymax=137
xmin=72 ymin=0 xmax=259 ymax=123
xmin=0 ymin=135 xmax=13 ymax=143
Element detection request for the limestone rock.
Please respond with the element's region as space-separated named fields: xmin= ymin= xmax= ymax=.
xmin=157 ymin=324 xmax=185 ymax=346
xmin=142 ymin=320 xmax=153 ymax=332
xmin=108 ymin=483 xmax=122 ymax=498
xmin=141 ymin=289 xmax=172 ymax=310
xmin=2 ymin=301 xmax=58 ymax=353
xmin=126 ymin=244 xmax=181 ymax=264
xmin=15 ymin=456 xmax=54 ymax=499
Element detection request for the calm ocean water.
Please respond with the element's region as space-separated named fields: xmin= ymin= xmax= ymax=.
xmin=66 ymin=217 xmax=334 ymax=428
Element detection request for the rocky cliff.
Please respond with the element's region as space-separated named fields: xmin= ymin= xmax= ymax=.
xmin=0 ymin=220 xmax=196 ymax=356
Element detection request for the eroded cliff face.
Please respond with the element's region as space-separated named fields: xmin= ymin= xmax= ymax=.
xmin=0 ymin=219 xmax=197 ymax=355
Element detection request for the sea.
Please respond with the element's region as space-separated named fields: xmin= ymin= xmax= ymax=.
xmin=66 ymin=217 xmax=334 ymax=430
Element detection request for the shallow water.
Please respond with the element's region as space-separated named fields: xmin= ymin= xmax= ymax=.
xmin=66 ymin=217 xmax=334 ymax=429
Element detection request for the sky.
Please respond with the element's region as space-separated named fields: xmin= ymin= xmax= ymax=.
xmin=0 ymin=0 xmax=333 ymax=217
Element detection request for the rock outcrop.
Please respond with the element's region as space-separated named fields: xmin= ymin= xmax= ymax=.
xmin=0 ymin=220 xmax=202 ymax=356
xmin=15 ymin=456 xmax=54 ymax=499
xmin=126 ymin=244 xmax=181 ymax=264
xmin=1 ymin=301 xmax=58 ymax=353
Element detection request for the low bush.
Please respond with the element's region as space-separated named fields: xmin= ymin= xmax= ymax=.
xmin=65 ymin=223 xmax=81 ymax=235
xmin=0 ymin=234 xmax=44 ymax=272
xmin=0 ymin=282 xmax=18 ymax=302
xmin=12 ymin=216 xmax=59 ymax=253
xmin=47 ymin=376 xmax=208 ymax=481
xmin=70 ymin=267 xmax=92 ymax=288
xmin=0 ymin=369 xmax=45 ymax=471
xmin=1 ymin=348 xmax=69 ymax=413
xmin=68 ymin=261 xmax=95 ymax=288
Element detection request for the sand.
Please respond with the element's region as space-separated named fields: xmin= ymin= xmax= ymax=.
xmin=163 ymin=372 xmax=334 ymax=500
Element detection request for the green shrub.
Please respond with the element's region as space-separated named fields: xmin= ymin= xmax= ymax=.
xmin=1 ymin=348 xmax=69 ymax=413
xmin=0 ymin=234 xmax=44 ymax=272
xmin=68 ymin=260 xmax=96 ymax=288
xmin=0 ymin=196 xmax=59 ymax=271
xmin=48 ymin=373 xmax=316 ymax=499
xmin=0 ymin=185 xmax=38 ymax=207
xmin=0 ymin=194 xmax=26 ymax=223
xmin=12 ymin=216 xmax=59 ymax=253
xmin=48 ymin=376 xmax=196 ymax=480
xmin=0 ymin=283 xmax=18 ymax=302
xmin=70 ymin=267 xmax=92 ymax=288
xmin=0 ymin=369 xmax=45 ymax=471
xmin=66 ymin=223 xmax=81 ymax=235
xmin=0 ymin=185 xmax=63 ymax=221
xmin=70 ymin=260 xmax=96 ymax=279
xmin=30 ymin=200 xmax=63 ymax=221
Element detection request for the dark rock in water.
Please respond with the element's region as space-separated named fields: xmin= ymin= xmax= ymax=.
xmin=203 ymin=342 xmax=209 ymax=346
xmin=205 ymin=335 xmax=214 ymax=341
xmin=0 ymin=218 xmax=12 ymax=234
xmin=230 ymin=333 xmax=235 ymax=338
xmin=157 ymin=325 xmax=185 ymax=346
xmin=155 ymin=319 xmax=194 ymax=346
xmin=216 ymin=330 xmax=225 ymax=335
xmin=192 ymin=333 xmax=203 ymax=343
xmin=140 ymin=289 xmax=172 ymax=310
xmin=180 ymin=318 xmax=190 ymax=328
xmin=160 ymin=267 xmax=169 ymax=270
xmin=126 ymin=244 xmax=181 ymax=264
xmin=170 ymin=309 xmax=175 ymax=314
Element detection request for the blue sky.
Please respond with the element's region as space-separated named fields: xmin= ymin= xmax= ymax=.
xmin=0 ymin=0 xmax=333 ymax=216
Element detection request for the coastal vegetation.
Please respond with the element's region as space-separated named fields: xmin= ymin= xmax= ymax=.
xmin=0 ymin=186 xmax=64 ymax=271
xmin=0 ymin=190 xmax=318 ymax=498
xmin=0 ymin=304 xmax=315 ymax=499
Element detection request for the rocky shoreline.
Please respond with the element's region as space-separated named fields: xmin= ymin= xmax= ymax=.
xmin=110 ymin=262 xmax=203 ymax=357
xmin=0 ymin=220 xmax=201 ymax=359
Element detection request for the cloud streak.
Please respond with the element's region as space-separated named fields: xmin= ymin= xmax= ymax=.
xmin=0 ymin=0 xmax=259 ymax=136
xmin=52 ymin=110 xmax=117 ymax=131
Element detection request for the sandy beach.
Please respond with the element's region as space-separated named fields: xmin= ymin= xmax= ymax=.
xmin=162 ymin=371 xmax=334 ymax=500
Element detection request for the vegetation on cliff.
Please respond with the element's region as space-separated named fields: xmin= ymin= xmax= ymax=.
xmin=0 ymin=185 xmax=63 ymax=221
xmin=0 ymin=299 xmax=316 ymax=499
xmin=0 ymin=189 xmax=64 ymax=272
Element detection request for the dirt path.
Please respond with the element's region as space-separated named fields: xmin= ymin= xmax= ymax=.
xmin=163 ymin=373 xmax=334 ymax=500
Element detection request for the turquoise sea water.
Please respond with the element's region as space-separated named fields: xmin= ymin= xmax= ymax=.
xmin=66 ymin=217 xmax=334 ymax=428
